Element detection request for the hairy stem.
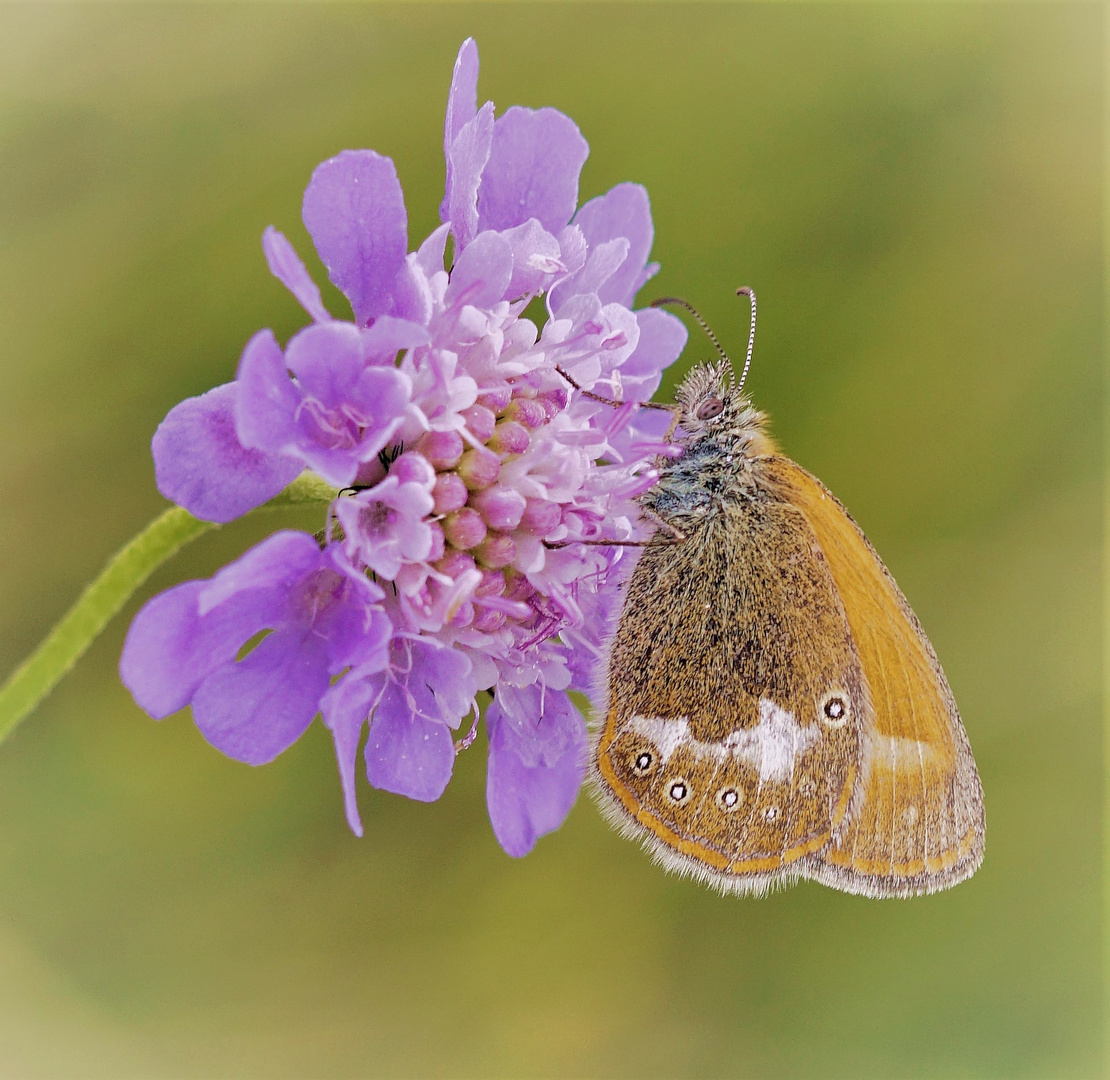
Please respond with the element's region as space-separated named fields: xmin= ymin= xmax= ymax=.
xmin=0 ymin=473 xmax=337 ymax=744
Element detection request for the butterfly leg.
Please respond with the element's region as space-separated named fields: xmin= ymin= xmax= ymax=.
xmin=555 ymin=366 xmax=677 ymax=413
xmin=640 ymin=506 xmax=686 ymax=542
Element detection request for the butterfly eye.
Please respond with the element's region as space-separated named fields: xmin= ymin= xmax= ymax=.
xmin=631 ymin=750 xmax=655 ymax=774
xmin=716 ymin=786 xmax=743 ymax=811
xmin=696 ymin=397 xmax=724 ymax=420
xmin=667 ymin=779 xmax=691 ymax=804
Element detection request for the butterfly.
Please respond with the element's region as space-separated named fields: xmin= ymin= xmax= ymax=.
xmin=590 ymin=290 xmax=984 ymax=897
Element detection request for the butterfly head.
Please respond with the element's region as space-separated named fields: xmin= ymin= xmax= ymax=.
xmin=674 ymin=361 xmax=775 ymax=457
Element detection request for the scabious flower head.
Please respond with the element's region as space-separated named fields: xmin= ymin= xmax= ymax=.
xmin=121 ymin=39 xmax=687 ymax=856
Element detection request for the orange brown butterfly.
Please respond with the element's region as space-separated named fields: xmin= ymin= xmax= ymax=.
xmin=564 ymin=288 xmax=984 ymax=898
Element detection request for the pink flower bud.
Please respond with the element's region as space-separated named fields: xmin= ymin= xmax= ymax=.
xmin=477 ymin=387 xmax=513 ymax=413
xmin=436 ymin=550 xmax=477 ymax=579
xmin=450 ymin=601 xmax=476 ymax=628
xmin=520 ymin=498 xmax=562 ymax=535
xmin=389 ymin=451 xmax=435 ymax=487
xmin=504 ymin=397 xmax=546 ymax=429
xmin=461 ymin=404 xmax=497 ymax=442
xmin=488 ymin=420 xmax=530 ymax=455
xmin=475 ymin=569 xmax=506 ymax=597
xmin=432 ymin=472 xmax=469 ymax=514
xmin=470 ymin=485 xmax=527 ymax=530
xmin=457 ymin=446 xmax=501 ymax=491
xmin=472 ymin=607 xmax=505 ymax=633
xmin=417 ymin=430 xmax=464 ymax=470
xmin=537 ymin=388 xmax=568 ymax=419
xmin=474 ymin=533 xmax=517 ymax=569
xmin=442 ymin=508 xmax=487 ymax=551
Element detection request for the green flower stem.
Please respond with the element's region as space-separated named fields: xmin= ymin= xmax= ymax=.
xmin=0 ymin=473 xmax=338 ymax=745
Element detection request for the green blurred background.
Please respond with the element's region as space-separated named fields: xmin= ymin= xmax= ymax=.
xmin=0 ymin=4 xmax=1101 ymax=1077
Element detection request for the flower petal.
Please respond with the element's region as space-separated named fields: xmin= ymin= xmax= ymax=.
xmin=198 ymin=530 xmax=325 ymax=617
xmin=503 ymin=218 xmax=563 ymax=299
xmin=445 ymin=229 xmax=513 ymax=310
xmin=548 ymin=237 xmax=630 ymax=315
xmin=321 ymin=670 xmax=387 ymax=837
xmin=152 ymin=380 xmax=302 ymax=523
xmin=604 ymin=307 xmax=688 ymax=459
xmin=323 ymin=600 xmax=393 ymax=676
xmin=303 ymin=150 xmax=408 ymax=326
xmin=622 ymin=306 xmax=687 ymax=391
xmin=444 ymin=102 xmax=494 ymax=248
xmin=120 ymin=582 xmax=268 ymax=719
xmin=262 ymin=226 xmax=331 ymax=323
xmin=415 ymin=222 xmax=450 ymax=280
xmin=485 ymin=684 xmax=586 ymax=857
xmin=365 ymin=682 xmax=455 ymax=801
xmin=191 ymin=625 xmax=330 ymax=765
xmin=360 ymin=316 xmax=431 ymax=363
xmin=283 ymin=321 xmax=368 ymax=404
xmin=444 ymin=38 xmax=480 ymax=155
xmin=388 ymin=257 xmax=434 ymax=327
xmin=122 ymin=532 xmax=339 ymax=720
xmin=234 ymin=328 xmax=303 ymax=452
xmin=405 ymin=638 xmax=474 ymax=726
xmin=478 ymin=106 xmax=589 ymax=236
xmin=571 ymin=182 xmax=655 ymax=307
xmin=239 ymin=322 xmax=410 ymax=487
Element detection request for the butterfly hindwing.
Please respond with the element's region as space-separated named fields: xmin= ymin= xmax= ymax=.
xmin=596 ymin=483 xmax=864 ymax=892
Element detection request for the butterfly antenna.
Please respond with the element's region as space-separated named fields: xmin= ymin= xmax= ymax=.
xmin=649 ymin=296 xmax=733 ymax=379
xmin=735 ymin=286 xmax=757 ymax=394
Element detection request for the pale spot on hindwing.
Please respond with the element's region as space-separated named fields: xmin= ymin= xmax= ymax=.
xmin=737 ymin=699 xmax=818 ymax=782
xmin=627 ymin=716 xmax=690 ymax=766
xmin=628 ymin=699 xmax=818 ymax=784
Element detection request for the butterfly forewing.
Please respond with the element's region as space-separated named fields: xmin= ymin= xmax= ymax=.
xmin=768 ymin=461 xmax=985 ymax=896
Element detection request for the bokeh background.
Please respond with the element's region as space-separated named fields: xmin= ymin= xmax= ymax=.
xmin=0 ymin=4 xmax=1101 ymax=1077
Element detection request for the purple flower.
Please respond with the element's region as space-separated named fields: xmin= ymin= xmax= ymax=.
xmin=125 ymin=37 xmax=688 ymax=859
xmin=334 ymin=452 xmax=437 ymax=578
xmin=121 ymin=532 xmax=390 ymax=764
xmin=236 ymin=323 xmax=412 ymax=489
